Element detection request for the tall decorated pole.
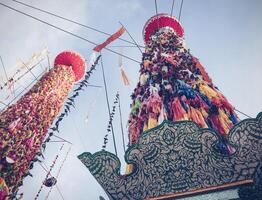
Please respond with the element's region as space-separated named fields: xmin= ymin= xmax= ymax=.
xmin=78 ymin=14 xmax=261 ymax=200
xmin=0 ymin=51 xmax=86 ymax=198
xmin=128 ymin=14 xmax=239 ymax=150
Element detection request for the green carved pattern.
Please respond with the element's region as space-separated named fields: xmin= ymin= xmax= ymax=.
xmin=78 ymin=112 xmax=262 ymax=200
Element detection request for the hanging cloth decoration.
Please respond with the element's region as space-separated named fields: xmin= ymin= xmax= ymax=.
xmin=88 ymin=26 xmax=125 ymax=68
xmin=93 ymin=26 xmax=125 ymax=52
xmin=118 ymin=48 xmax=130 ymax=86
xmin=120 ymin=68 xmax=130 ymax=86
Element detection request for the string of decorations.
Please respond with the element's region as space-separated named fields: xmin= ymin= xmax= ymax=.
xmin=4 ymin=54 xmax=100 ymax=199
xmin=34 ymin=144 xmax=64 ymax=200
xmin=42 ymin=55 xmax=101 ymax=150
xmin=0 ymin=58 xmax=45 ymax=91
xmin=0 ymin=64 xmax=76 ymax=197
xmin=44 ymin=145 xmax=71 ymax=200
xmin=102 ymin=92 xmax=119 ymax=150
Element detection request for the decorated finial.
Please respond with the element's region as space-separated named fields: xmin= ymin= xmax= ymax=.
xmin=143 ymin=13 xmax=184 ymax=44
xmin=54 ymin=51 xmax=86 ymax=81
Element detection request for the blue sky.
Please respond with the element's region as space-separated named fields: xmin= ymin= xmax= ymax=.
xmin=0 ymin=0 xmax=262 ymax=199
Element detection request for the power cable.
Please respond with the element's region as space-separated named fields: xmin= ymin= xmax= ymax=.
xmin=0 ymin=58 xmax=45 ymax=91
xmin=178 ymin=0 xmax=184 ymax=21
xmin=170 ymin=0 xmax=176 ymax=16
xmin=119 ymin=22 xmax=143 ymax=54
xmin=100 ymin=53 xmax=118 ymax=156
xmin=0 ymin=56 xmax=9 ymax=83
xmin=47 ymin=54 xmax=51 ymax=70
xmin=86 ymin=84 xmax=102 ymax=88
xmin=34 ymin=144 xmax=64 ymax=200
xmin=0 ymin=55 xmax=15 ymax=96
xmin=118 ymin=94 xmax=126 ymax=152
xmin=0 ymin=69 xmax=46 ymax=112
xmin=109 ymin=45 xmax=142 ymax=48
xmin=0 ymin=2 xmax=141 ymax=64
xmin=234 ymin=108 xmax=252 ymax=118
xmin=45 ymin=146 xmax=71 ymax=200
xmin=10 ymin=0 xmax=144 ymax=48
xmin=71 ymin=115 xmax=87 ymax=151
xmin=52 ymin=135 xmax=73 ymax=145
xmin=54 ymin=185 xmax=65 ymax=200
xmin=20 ymin=61 xmax=38 ymax=81
xmin=154 ymin=0 xmax=160 ymax=29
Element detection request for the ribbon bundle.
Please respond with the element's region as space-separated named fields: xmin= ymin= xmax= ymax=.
xmin=128 ymin=27 xmax=239 ymax=148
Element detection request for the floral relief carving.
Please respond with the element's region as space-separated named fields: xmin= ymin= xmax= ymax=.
xmin=78 ymin=113 xmax=262 ymax=200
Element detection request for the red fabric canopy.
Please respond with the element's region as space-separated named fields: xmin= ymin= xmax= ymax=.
xmin=54 ymin=51 xmax=86 ymax=82
xmin=143 ymin=13 xmax=184 ymax=45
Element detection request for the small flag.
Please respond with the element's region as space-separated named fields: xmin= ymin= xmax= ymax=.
xmin=93 ymin=26 xmax=125 ymax=52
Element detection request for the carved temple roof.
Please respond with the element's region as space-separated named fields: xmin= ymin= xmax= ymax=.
xmin=79 ymin=112 xmax=262 ymax=200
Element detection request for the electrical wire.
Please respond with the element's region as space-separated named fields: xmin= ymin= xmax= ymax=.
xmin=235 ymin=108 xmax=252 ymax=118
xmin=170 ymin=0 xmax=176 ymax=16
xmin=20 ymin=61 xmax=38 ymax=81
xmin=54 ymin=185 xmax=65 ymax=200
xmin=34 ymin=144 xmax=64 ymax=200
xmin=154 ymin=0 xmax=160 ymax=29
xmin=100 ymin=53 xmax=118 ymax=156
xmin=10 ymin=0 xmax=144 ymax=48
xmin=108 ymin=45 xmax=142 ymax=48
xmin=0 ymin=58 xmax=45 ymax=91
xmin=71 ymin=115 xmax=87 ymax=151
xmin=118 ymin=94 xmax=126 ymax=152
xmin=119 ymin=22 xmax=143 ymax=54
xmin=0 ymin=2 xmax=141 ymax=64
xmin=45 ymin=146 xmax=71 ymax=200
xmin=0 ymin=56 xmax=9 ymax=84
xmin=47 ymin=54 xmax=51 ymax=70
xmin=0 ymin=69 xmax=46 ymax=112
xmin=178 ymin=0 xmax=184 ymax=21
xmin=0 ymin=55 xmax=15 ymax=96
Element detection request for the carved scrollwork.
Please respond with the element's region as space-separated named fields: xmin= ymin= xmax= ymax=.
xmin=78 ymin=112 xmax=262 ymax=200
